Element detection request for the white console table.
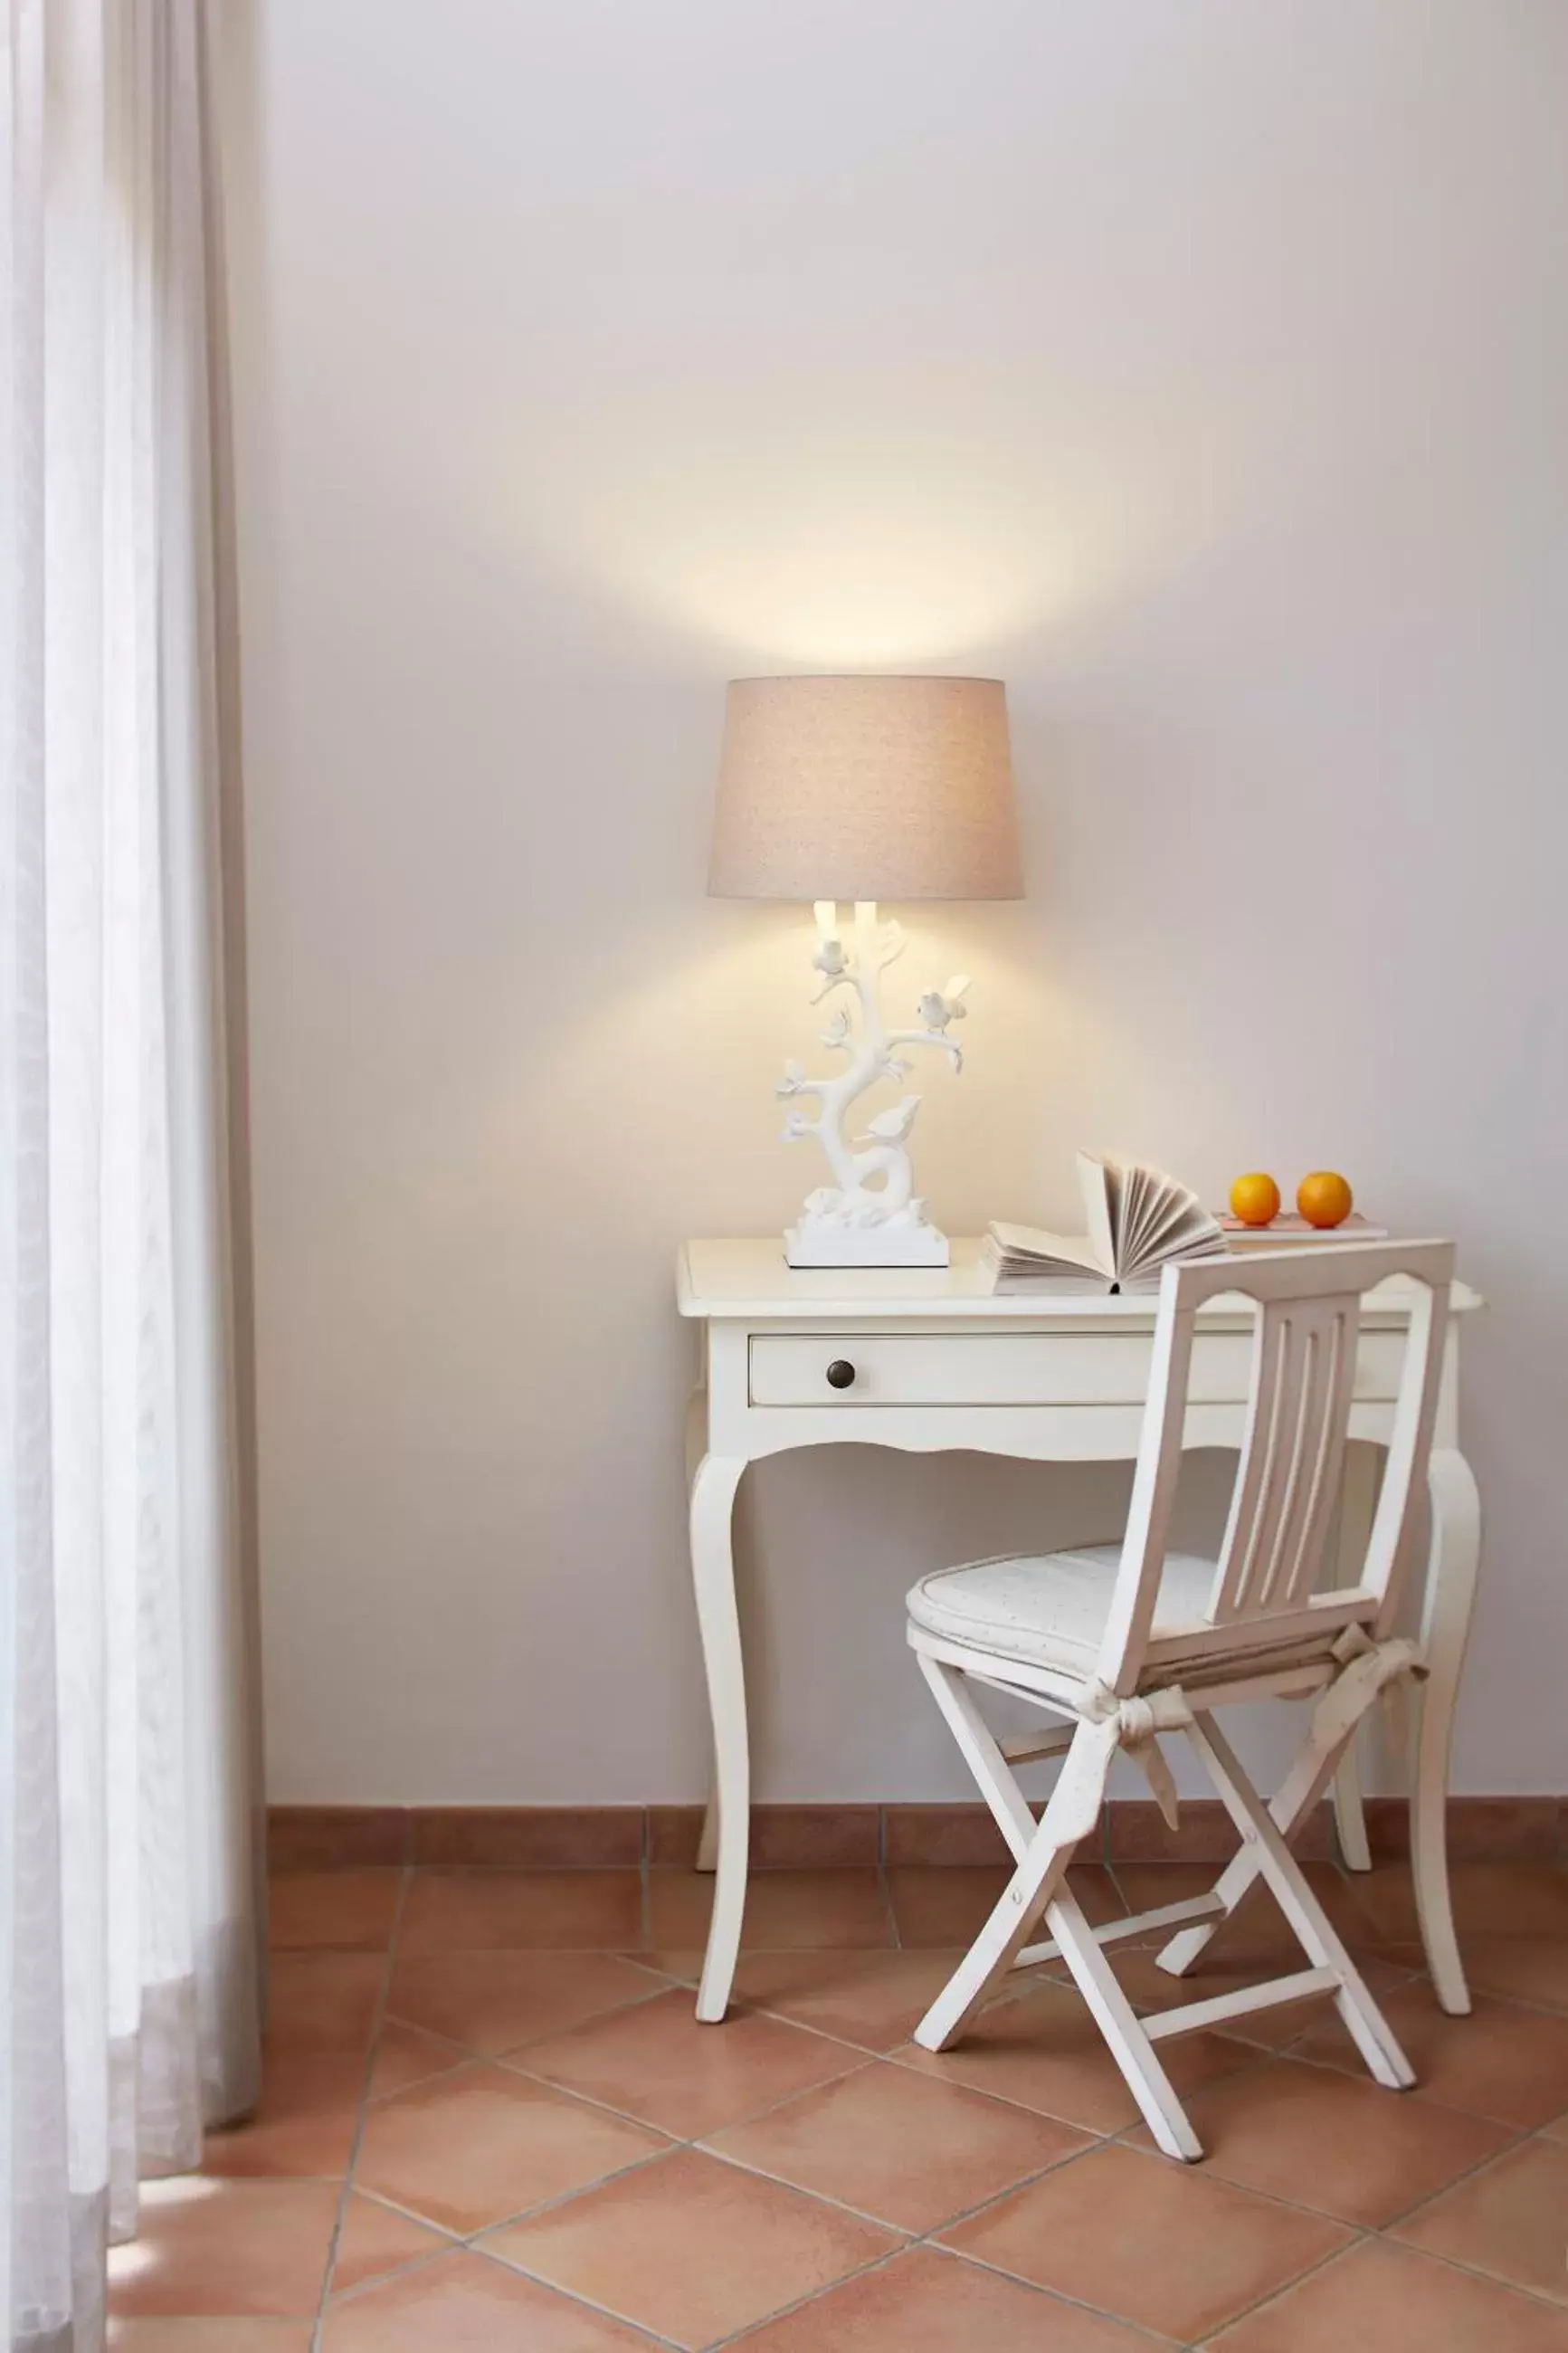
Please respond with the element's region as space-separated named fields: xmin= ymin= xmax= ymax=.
xmin=678 ymin=1239 xmax=1483 ymax=2024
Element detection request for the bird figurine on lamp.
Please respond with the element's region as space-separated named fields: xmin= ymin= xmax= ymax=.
xmin=708 ymin=675 xmax=1022 ymax=1267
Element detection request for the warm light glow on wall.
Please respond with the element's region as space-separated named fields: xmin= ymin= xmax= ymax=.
xmin=491 ymin=375 xmax=1195 ymax=666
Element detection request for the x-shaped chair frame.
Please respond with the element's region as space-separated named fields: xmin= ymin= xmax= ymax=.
xmin=908 ymin=1240 xmax=1455 ymax=2161
xmin=908 ymin=1634 xmax=1417 ymax=2161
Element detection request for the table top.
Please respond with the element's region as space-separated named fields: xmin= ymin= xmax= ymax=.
xmin=678 ymin=1238 xmax=1483 ymax=1325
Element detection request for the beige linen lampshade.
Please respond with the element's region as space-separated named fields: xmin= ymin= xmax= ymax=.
xmin=708 ymin=674 xmax=1022 ymax=902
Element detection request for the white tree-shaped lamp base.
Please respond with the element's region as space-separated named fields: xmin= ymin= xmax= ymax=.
xmin=778 ymin=901 xmax=970 ymax=1269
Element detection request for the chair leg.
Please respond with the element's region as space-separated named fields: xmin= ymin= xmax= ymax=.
xmin=1186 ymin=1716 xmax=1414 ymax=2091
xmin=1156 ymin=1705 xmax=1348 ymax=1979
xmin=916 ymin=1653 xmax=1038 ymax=1865
xmin=1048 ymin=1885 xmax=1202 ymax=2161
xmin=914 ymin=1720 xmax=1109 ymax=2054
xmin=1329 ymin=1445 xmax=1378 ymax=1877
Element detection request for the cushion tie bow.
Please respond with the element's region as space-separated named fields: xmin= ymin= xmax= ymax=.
xmin=1040 ymin=1681 xmax=1193 ymax=1847
xmin=1316 ymin=1624 xmax=1427 ymax=1756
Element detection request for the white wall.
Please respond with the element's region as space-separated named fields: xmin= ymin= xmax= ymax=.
xmin=218 ymin=0 xmax=1568 ymax=1805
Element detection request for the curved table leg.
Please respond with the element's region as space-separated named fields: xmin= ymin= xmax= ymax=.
xmin=1331 ymin=1445 xmax=1378 ymax=1871
xmin=683 ymin=1398 xmax=720 ymax=1877
xmin=1333 ymin=1738 xmax=1373 ymax=1872
xmin=1412 ymin=1449 xmax=1481 ymax=2015
xmin=689 ymin=1453 xmax=748 ymax=2021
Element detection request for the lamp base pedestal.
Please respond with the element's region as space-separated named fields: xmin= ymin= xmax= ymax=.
xmin=784 ymin=1216 xmax=951 ymax=1270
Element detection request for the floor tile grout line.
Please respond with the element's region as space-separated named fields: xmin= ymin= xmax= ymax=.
xmin=1370 ymin=2116 xmax=1536 ymax=2232
xmin=489 ymin=2222 xmax=850 ymax=2353
xmin=331 ymin=2181 xmax=467 ymax=2243
xmin=911 ymin=2238 xmax=1192 ymax=2350
xmin=686 ymin=2129 xmax=1092 ymax=2248
xmin=472 ymin=2227 xmax=723 ymax=2350
xmin=314 ymin=2148 xmax=1170 ymax=2353
xmin=871 ymin=2012 xmax=1273 ymax=2129
xmin=1092 ymin=2074 xmax=1544 ymax=2244
xmin=495 ymin=2038 xmax=882 ymax=2150
xmin=207 ymin=2076 xmax=1543 ymax=2353
xmin=1182 ymin=2199 xmax=1568 ymax=2352
xmin=901 ymin=2110 xmax=1563 ymax=2346
xmin=879 ymin=1858 xmax=903 ymax=1951
xmin=308 ymin=1863 xmax=412 ymax=2350
xmin=303 ymin=1949 xmax=706 ymax=2338
xmin=348 ymin=2115 xmax=909 ymax=2345
xmin=354 ymin=2013 xmax=1128 ymax=2231
xmin=279 ymin=1918 xmax=1555 ymax=2144
xmin=233 ymin=2039 xmax=1563 ymax=2331
xmin=704 ymin=2240 xmax=919 ymax=2353
xmin=452 ymin=1970 xmax=692 ymax=2072
xmin=1189 ymin=2024 xmax=1549 ymax=2143
xmin=1365 ymin=2228 xmax=1568 ymax=2318
xmin=346 ymin=2041 xmax=1121 ymax=2331
xmin=701 ymin=2224 xmax=1261 ymax=2353
xmin=321 ymin=1965 xmax=888 ymax=2129
xmin=1182 ymin=2225 xmax=1378 ymax=2352
xmin=364 ymin=2228 xmax=685 ymax=2350
xmin=354 ymin=2047 xmax=896 ymax=2253
xmin=318 ymin=2239 xmax=461 ymax=2317
xmin=263 ymin=1866 xmax=1568 ymax=2348
xmin=358 ymin=2050 xmax=473 ymax=2110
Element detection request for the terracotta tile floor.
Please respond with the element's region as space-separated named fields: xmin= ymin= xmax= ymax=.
xmin=107 ymin=1858 xmax=1568 ymax=2350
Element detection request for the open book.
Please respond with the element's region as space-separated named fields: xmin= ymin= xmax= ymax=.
xmin=982 ymin=1152 xmax=1227 ymax=1292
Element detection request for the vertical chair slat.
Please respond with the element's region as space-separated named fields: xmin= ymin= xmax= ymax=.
xmin=1279 ymin=1303 xmax=1357 ymax=1609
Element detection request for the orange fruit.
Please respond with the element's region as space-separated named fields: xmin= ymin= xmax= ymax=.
xmin=1297 ymin=1169 xmax=1353 ymax=1229
xmin=1229 ymin=1172 xmax=1281 ymax=1227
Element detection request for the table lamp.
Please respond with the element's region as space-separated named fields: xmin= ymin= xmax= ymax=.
xmin=709 ymin=674 xmax=1022 ymax=1268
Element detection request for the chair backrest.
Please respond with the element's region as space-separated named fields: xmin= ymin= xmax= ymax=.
xmin=1094 ymin=1240 xmax=1455 ymax=1695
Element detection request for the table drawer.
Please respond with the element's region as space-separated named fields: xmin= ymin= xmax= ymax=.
xmin=747 ymin=1329 xmax=1406 ymax=1409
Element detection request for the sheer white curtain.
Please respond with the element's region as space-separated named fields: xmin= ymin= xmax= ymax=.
xmin=2 ymin=3 xmax=261 ymax=2348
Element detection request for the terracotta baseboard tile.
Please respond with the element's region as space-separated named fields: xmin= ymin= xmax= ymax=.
xmin=267 ymin=1806 xmax=411 ymax=1870
xmin=1293 ymin=1804 xmax=1336 ymax=1862
xmin=883 ymin=1805 xmax=1014 ymax=1868
xmin=1361 ymin=1798 xmax=1413 ymax=1860
xmin=266 ymin=1795 xmax=1565 ymax=1871
xmin=1363 ymin=1794 xmax=1562 ymax=1863
xmin=647 ymin=1805 xmax=705 ymax=1870
xmin=647 ymin=1804 xmax=879 ymax=1870
xmin=751 ymin=1805 xmax=881 ymax=1869
xmin=1107 ymin=1798 xmax=1241 ymax=1863
xmin=411 ymin=1806 xmax=643 ymax=1868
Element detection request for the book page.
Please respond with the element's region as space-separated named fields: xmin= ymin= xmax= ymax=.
xmin=1126 ymin=1187 xmax=1207 ymax=1271
xmin=986 ymin=1222 xmax=1105 ymax=1278
xmin=1118 ymin=1160 xmax=1164 ymax=1269
xmin=1121 ymin=1182 xmax=1226 ymax=1282
xmin=1075 ymin=1151 xmax=1117 ymax=1277
xmin=1069 ymin=1152 xmax=1227 ymax=1282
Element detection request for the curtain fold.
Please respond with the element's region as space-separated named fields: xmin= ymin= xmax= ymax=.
xmin=2 ymin=3 xmax=261 ymax=2347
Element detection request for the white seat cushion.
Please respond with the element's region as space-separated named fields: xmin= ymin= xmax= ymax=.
xmin=907 ymin=1544 xmax=1219 ymax=1677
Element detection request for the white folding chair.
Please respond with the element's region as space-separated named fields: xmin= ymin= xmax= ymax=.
xmin=906 ymin=1240 xmax=1455 ymax=2161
